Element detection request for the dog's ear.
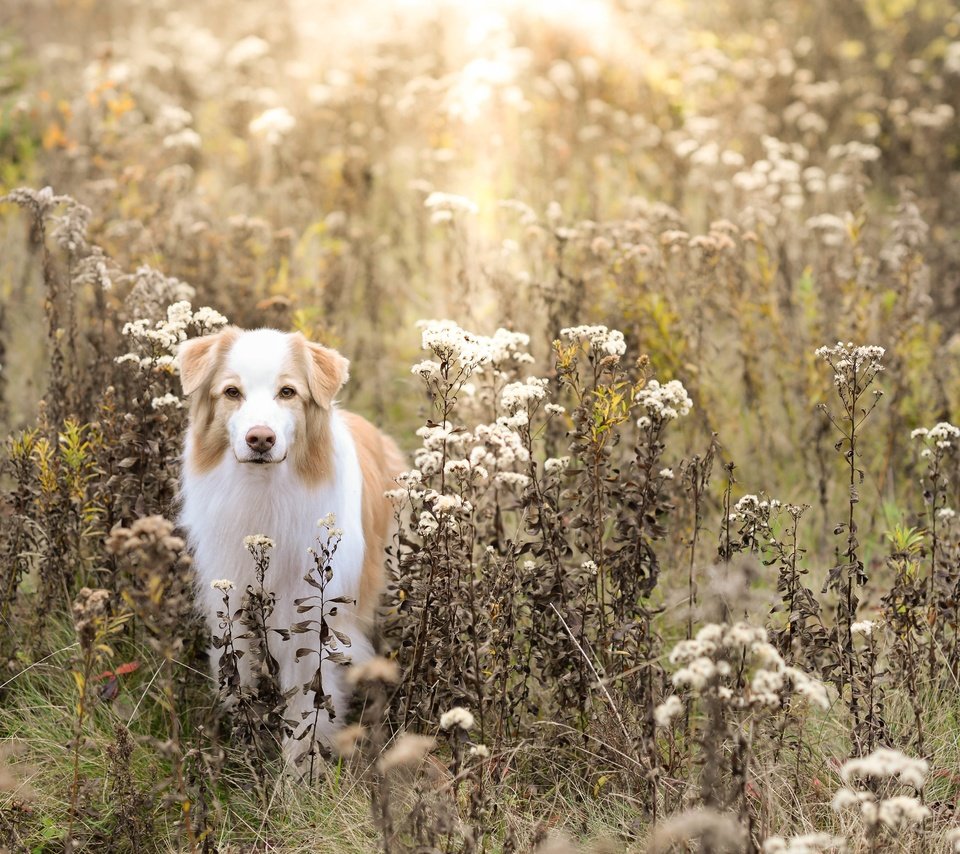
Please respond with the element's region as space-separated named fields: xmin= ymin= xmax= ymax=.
xmin=301 ymin=337 xmax=350 ymax=408
xmin=178 ymin=330 xmax=230 ymax=396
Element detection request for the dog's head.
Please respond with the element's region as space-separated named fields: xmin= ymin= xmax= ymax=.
xmin=177 ymin=327 xmax=349 ymax=482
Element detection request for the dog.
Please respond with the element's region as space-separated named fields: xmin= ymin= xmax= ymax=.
xmin=176 ymin=327 xmax=404 ymax=759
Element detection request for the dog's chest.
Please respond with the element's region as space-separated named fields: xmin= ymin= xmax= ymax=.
xmin=180 ymin=413 xmax=366 ymax=606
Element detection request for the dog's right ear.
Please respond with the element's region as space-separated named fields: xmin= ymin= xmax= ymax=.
xmin=178 ymin=330 xmax=230 ymax=396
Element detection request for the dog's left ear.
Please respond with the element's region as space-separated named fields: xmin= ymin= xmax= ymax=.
xmin=302 ymin=337 xmax=350 ymax=408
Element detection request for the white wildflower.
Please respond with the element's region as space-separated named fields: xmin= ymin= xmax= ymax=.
xmin=211 ymin=579 xmax=234 ymax=592
xmin=493 ymin=471 xmax=530 ymax=489
xmin=150 ymin=393 xmax=184 ymax=410
xmin=417 ymin=512 xmax=439 ymax=536
xmin=840 ymin=748 xmax=928 ymax=789
xmin=162 ymin=128 xmax=202 ymax=151
xmin=243 ymin=534 xmax=274 ymax=549
xmin=947 ymin=828 xmax=960 ymax=852
xmin=763 ymin=833 xmax=846 ymax=853
xmin=672 ymin=657 xmax=717 ymax=691
xmin=831 ymin=788 xmax=860 ymax=812
xmin=560 ymin=324 xmax=627 ymax=357
xmin=501 ymin=377 xmax=548 ymax=411
xmin=430 ymin=492 xmax=470 ymax=515
xmin=439 ymin=706 xmax=475 ymax=731
xmin=635 ymin=379 xmax=693 ymax=422
xmin=724 ymin=622 xmax=766 ymax=648
xmin=814 ymin=341 xmax=885 ymax=386
xmin=784 ymin=667 xmax=830 ymax=710
xmin=424 ymin=192 xmax=478 ymax=216
xmin=654 ymin=695 xmax=683 ymax=727
xmin=877 ymin=795 xmax=931 ymax=829
xmin=411 ymin=360 xmax=441 ymax=379
xmin=225 ymin=35 xmax=270 ymax=67
xmin=191 ymin=306 xmax=228 ymax=331
xmin=249 ymin=106 xmax=296 ymax=144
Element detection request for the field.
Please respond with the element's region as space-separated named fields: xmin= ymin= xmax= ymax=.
xmin=1 ymin=0 xmax=960 ymax=851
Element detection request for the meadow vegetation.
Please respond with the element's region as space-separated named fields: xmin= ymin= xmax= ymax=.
xmin=1 ymin=0 xmax=960 ymax=851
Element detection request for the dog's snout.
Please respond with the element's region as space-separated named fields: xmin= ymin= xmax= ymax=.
xmin=245 ymin=426 xmax=277 ymax=453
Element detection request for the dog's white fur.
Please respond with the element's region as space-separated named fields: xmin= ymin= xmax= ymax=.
xmin=176 ymin=327 xmax=402 ymax=759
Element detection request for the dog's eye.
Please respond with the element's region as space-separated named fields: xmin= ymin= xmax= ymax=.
xmin=278 ymin=386 xmax=297 ymax=399
xmin=224 ymin=386 xmax=242 ymax=399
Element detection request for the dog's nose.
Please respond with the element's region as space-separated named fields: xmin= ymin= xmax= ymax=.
xmin=245 ymin=426 xmax=276 ymax=453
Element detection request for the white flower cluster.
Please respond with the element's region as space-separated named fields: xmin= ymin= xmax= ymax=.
xmin=443 ymin=458 xmax=489 ymax=483
xmin=501 ymin=377 xmax=548 ymax=413
xmin=249 ymin=106 xmax=296 ymax=145
xmin=471 ymin=419 xmax=530 ymax=472
xmin=653 ymin=694 xmax=683 ymax=727
xmin=660 ymin=622 xmax=829 ymax=717
xmin=116 ymin=300 xmax=228 ymax=372
xmin=827 ymin=141 xmax=882 ymax=163
xmin=495 ymin=471 xmax=531 ymax=490
xmin=427 ymin=489 xmax=472 ymax=516
xmin=832 ymin=789 xmax=930 ymax=831
xmin=544 ymin=456 xmax=570 ymax=475
xmin=424 ymin=191 xmax=479 ymax=224
xmin=163 ymin=128 xmax=202 ymax=152
xmin=949 ymin=828 xmax=960 ymax=853
xmin=412 ymin=418 xmax=530 ymax=480
xmin=839 ymin=748 xmax=928 ymax=789
xmin=439 ymin=706 xmax=475 ymax=731
xmin=417 ymin=512 xmax=439 ymax=537
xmin=814 ymin=341 xmax=885 ymax=387
xmin=832 ymin=751 xmax=932 ymax=835
xmin=806 ymin=213 xmax=849 ymax=248
xmin=762 ymin=833 xmax=845 ymax=853
xmin=911 ymin=421 xmax=960 ymax=451
xmin=243 ymin=534 xmax=275 ymax=549
xmin=150 ymin=393 xmax=184 ymax=410
xmin=210 ymin=578 xmax=234 ymax=592
xmin=411 ymin=360 xmax=441 ymax=379
xmin=225 ymin=35 xmax=269 ymax=67
xmin=414 ymin=421 xmax=470 ymax=476
xmin=560 ymin=324 xmax=627 ymax=357
xmin=728 ymin=493 xmax=781 ymax=524
xmin=417 ymin=320 xmax=532 ymax=376
xmin=636 ymin=379 xmax=693 ymax=426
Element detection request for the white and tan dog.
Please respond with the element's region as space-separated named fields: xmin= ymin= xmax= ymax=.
xmin=176 ymin=327 xmax=403 ymax=755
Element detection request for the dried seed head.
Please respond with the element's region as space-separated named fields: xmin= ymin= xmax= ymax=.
xmin=439 ymin=706 xmax=475 ymax=731
xmin=72 ymin=588 xmax=112 ymax=648
xmin=332 ymin=723 xmax=366 ymax=758
xmin=347 ymin=656 xmax=401 ymax=687
xmin=649 ymin=808 xmax=747 ymax=853
xmin=378 ymin=734 xmax=436 ymax=773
